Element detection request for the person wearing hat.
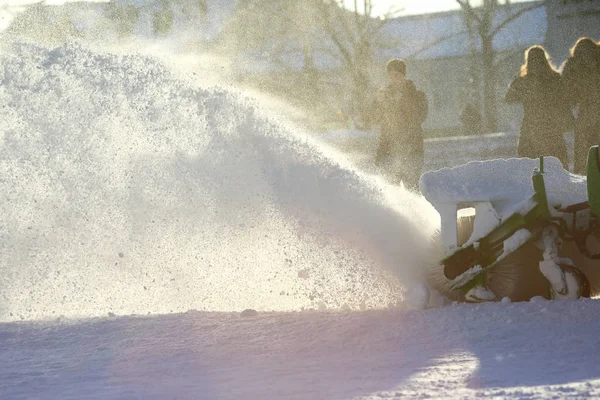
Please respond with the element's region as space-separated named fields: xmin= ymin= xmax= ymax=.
xmin=365 ymin=58 xmax=428 ymax=190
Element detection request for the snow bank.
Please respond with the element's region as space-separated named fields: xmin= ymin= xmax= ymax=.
xmin=0 ymin=40 xmax=439 ymax=321
xmin=420 ymin=156 xmax=587 ymax=219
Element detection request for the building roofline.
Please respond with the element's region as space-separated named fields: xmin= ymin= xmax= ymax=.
xmin=389 ymin=0 xmax=545 ymax=22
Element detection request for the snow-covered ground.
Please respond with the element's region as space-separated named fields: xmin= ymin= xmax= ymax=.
xmin=2 ymin=300 xmax=600 ymax=399
xmin=1 ymin=19 xmax=600 ymax=400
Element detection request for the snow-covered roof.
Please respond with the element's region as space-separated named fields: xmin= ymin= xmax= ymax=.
xmin=381 ymin=2 xmax=547 ymax=60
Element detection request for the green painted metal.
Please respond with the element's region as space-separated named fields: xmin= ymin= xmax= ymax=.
xmin=587 ymin=146 xmax=600 ymax=217
xmin=443 ymin=157 xmax=551 ymax=289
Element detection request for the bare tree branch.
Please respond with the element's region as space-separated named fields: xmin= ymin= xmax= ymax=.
xmin=453 ymin=0 xmax=544 ymax=132
xmin=406 ymin=30 xmax=468 ymax=59
xmin=456 ymin=0 xmax=482 ymax=24
xmin=313 ymin=1 xmax=354 ymax=68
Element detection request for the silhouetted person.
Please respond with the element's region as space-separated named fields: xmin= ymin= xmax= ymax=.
xmin=364 ymin=58 xmax=427 ymax=190
xmin=505 ymin=45 xmax=570 ymax=169
xmin=561 ymin=37 xmax=600 ymax=174
xmin=460 ymin=103 xmax=483 ymax=136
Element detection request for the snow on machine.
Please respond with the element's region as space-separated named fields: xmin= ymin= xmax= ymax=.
xmin=421 ymin=146 xmax=600 ymax=303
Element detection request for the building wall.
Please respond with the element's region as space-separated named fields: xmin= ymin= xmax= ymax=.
xmin=545 ymin=0 xmax=600 ymax=67
xmin=404 ymin=50 xmax=526 ymax=136
xmin=411 ymin=0 xmax=600 ymax=136
xmin=371 ymin=2 xmax=547 ymax=136
xmin=407 ymin=57 xmax=470 ymax=134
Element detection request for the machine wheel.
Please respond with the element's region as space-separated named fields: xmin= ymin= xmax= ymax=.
xmin=562 ymin=264 xmax=591 ymax=298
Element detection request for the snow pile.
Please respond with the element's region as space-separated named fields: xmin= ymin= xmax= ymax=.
xmin=0 ymin=40 xmax=439 ymax=321
xmin=405 ymin=283 xmax=430 ymax=310
xmin=420 ymin=156 xmax=587 ymax=218
xmin=420 ymin=156 xmax=588 ymax=254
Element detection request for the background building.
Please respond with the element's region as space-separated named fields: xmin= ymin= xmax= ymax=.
xmin=379 ymin=3 xmax=546 ymax=136
xmin=545 ymin=0 xmax=600 ymax=65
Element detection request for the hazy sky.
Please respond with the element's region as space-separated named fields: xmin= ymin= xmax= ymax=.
xmin=347 ymin=0 xmax=535 ymax=17
xmin=0 ymin=0 xmax=534 ymax=16
xmin=0 ymin=0 xmax=536 ymax=32
xmin=0 ymin=0 xmax=459 ymax=32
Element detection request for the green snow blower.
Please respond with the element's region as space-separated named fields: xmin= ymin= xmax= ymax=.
xmin=420 ymin=145 xmax=600 ymax=302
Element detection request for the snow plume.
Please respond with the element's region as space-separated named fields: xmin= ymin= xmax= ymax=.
xmin=0 ymin=40 xmax=439 ymax=322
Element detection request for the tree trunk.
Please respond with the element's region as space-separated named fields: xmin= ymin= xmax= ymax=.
xmin=481 ymin=35 xmax=498 ymax=133
xmin=302 ymin=36 xmax=319 ymax=102
xmin=350 ymin=40 xmax=372 ymax=124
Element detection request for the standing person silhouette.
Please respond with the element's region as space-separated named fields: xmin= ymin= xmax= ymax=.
xmin=561 ymin=37 xmax=600 ymax=174
xmin=505 ymin=45 xmax=571 ymax=169
xmin=365 ymin=59 xmax=427 ymax=190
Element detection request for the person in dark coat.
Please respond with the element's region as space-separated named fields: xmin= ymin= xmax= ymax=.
xmin=364 ymin=58 xmax=427 ymax=190
xmin=505 ymin=45 xmax=571 ymax=169
xmin=561 ymin=37 xmax=600 ymax=174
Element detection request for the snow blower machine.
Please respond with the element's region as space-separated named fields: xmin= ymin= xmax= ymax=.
xmin=420 ymin=146 xmax=600 ymax=302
